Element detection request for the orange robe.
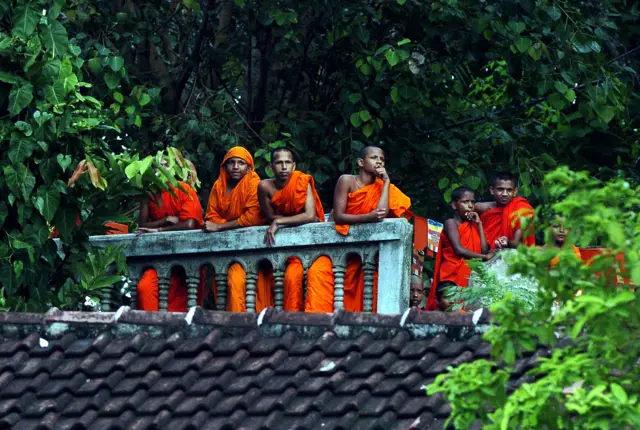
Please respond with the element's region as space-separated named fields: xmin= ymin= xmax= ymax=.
xmin=550 ymin=245 xmax=582 ymax=268
xmin=202 ymin=146 xmax=269 ymax=312
xmin=269 ymin=171 xmax=332 ymax=312
xmin=137 ymin=182 xmax=204 ymax=312
xmin=426 ymin=221 xmax=481 ymax=310
xmin=480 ymin=197 xmax=535 ymax=249
xmin=334 ymin=179 xmax=411 ymax=312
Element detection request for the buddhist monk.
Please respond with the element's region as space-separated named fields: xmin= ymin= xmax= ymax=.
xmin=410 ymin=275 xmax=426 ymax=309
xmin=136 ymin=181 xmax=204 ymax=312
xmin=548 ymin=215 xmax=581 ymax=267
xmin=257 ymin=148 xmax=333 ymax=311
xmin=427 ymin=187 xmax=494 ymax=311
xmin=475 ymin=172 xmax=535 ymax=249
xmin=203 ymin=146 xmax=270 ymax=312
xmin=330 ymin=146 xmax=411 ymax=312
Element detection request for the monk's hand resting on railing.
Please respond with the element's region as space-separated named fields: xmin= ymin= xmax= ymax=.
xmin=264 ymin=221 xmax=279 ymax=247
xmin=494 ymin=236 xmax=508 ymax=249
xmin=203 ymin=221 xmax=220 ymax=233
xmin=136 ymin=227 xmax=160 ymax=235
xmin=165 ymin=216 xmax=179 ymax=224
xmin=367 ymin=208 xmax=387 ymax=223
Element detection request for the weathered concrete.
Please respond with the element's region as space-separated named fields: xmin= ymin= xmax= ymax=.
xmin=84 ymin=219 xmax=413 ymax=314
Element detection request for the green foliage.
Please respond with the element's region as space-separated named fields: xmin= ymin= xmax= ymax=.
xmin=0 ymin=0 xmax=197 ymax=311
xmin=444 ymin=251 xmax=543 ymax=312
xmin=428 ymin=167 xmax=640 ymax=429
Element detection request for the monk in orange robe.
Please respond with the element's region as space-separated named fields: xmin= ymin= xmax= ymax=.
xmin=330 ymin=146 xmax=411 ymax=312
xmin=427 ymin=187 xmax=494 ymax=311
xmin=475 ymin=172 xmax=535 ymax=249
xmin=202 ymin=146 xmax=270 ymax=312
xmin=136 ymin=181 xmax=204 ymax=312
xmin=257 ymin=148 xmax=332 ymax=312
xmin=548 ymin=216 xmax=581 ymax=268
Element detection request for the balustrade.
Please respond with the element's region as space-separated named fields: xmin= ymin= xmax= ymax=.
xmin=82 ymin=218 xmax=413 ymax=314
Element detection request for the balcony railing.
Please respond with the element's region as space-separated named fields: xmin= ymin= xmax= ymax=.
xmin=85 ymin=218 xmax=413 ymax=314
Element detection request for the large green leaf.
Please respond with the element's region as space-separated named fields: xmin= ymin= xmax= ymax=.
xmin=8 ymin=138 xmax=36 ymax=163
xmin=40 ymin=21 xmax=69 ymax=57
xmin=53 ymin=205 xmax=77 ymax=240
xmin=4 ymin=164 xmax=36 ymax=201
xmin=11 ymin=3 xmax=40 ymax=38
xmin=44 ymin=82 xmax=66 ymax=104
xmin=8 ymin=84 xmax=33 ymax=117
xmin=24 ymin=35 xmax=42 ymax=71
xmin=108 ymin=56 xmax=125 ymax=72
xmin=34 ymin=186 xmax=61 ymax=222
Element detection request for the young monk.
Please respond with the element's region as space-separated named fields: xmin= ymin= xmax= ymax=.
xmin=475 ymin=172 xmax=535 ymax=249
xmin=548 ymin=216 xmax=581 ymax=267
xmin=330 ymin=146 xmax=411 ymax=312
xmin=410 ymin=275 xmax=426 ymax=309
xmin=257 ymin=147 xmax=332 ymax=311
xmin=136 ymin=181 xmax=204 ymax=311
xmin=203 ymin=146 xmax=271 ymax=312
xmin=427 ymin=187 xmax=494 ymax=311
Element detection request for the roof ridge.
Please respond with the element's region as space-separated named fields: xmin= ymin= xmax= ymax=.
xmin=0 ymin=307 xmax=490 ymax=341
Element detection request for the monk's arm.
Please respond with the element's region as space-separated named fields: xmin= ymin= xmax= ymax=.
xmin=155 ymin=219 xmax=199 ymax=232
xmin=138 ymin=200 xmax=169 ymax=228
xmin=376 ymin=179 xmax=391 ymax=218
xmin=332 ymin=176 xmax=374 ymax=224
xmin=508 ymin=229 xmax=524 ymax=248
xmin=473 ymin=201 xmax=494 ymax=214
xmin=477 ymin=221 xmax=490 ymax=254
xmin=274 ymin=183 xmax=316 ymax=226
xmin=444 ymin=219 xmax=487 ymax=260
xmin=258 ymin=181 xmax=279 ymax=223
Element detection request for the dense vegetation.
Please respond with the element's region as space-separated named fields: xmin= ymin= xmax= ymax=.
xmin=0 ymin=0 xmax=638 ymax=302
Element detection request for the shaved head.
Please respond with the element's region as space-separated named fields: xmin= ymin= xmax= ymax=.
xmin=359 ymin=146 xmax=384 ymax=159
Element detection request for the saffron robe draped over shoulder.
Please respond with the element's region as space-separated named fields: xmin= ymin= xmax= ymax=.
xmin=550 ymin=245 xmax=582 ymax=268
xmin=334 ymin=179 xmax=411 ymax=312
xmin=426 ymin=221 xmax=481 ymax=310
xmin=201 ymin=147 xmax=270 ymax=312
xmin=480 ymin=197 xmax=535 ymax=249
xmin=137 ymin=181 xmax=204 ymax=312
xmin=269 ymin=171 xmax=332 ymax=312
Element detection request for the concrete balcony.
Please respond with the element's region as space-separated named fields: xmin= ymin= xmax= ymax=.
xmin=87 ymin=219 xmax=413 ymax=314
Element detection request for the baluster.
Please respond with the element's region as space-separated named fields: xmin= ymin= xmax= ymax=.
xmin=215 ymin=271 xmax=227 ymax=311
xmin=186 ymin=274 xmax=199 ymax=309
xmin=245 ymin=271 xmax=258 ymax=313
xmin=158 ymin=275 xmax=170 ymax=312
xmin=363 ymin=260 xmax=376 ymax=312
xmin=303 ymin=268 xmax=308 ymax=304
xmin=129 ymin=277 xmax=139 ymax=310
xmin=101 ymin=287 xmax=112 ymax=312
xmin=274 ymin=270 xmax=284 ymax=311
xmin=333 ymin=264 xmax=346 ymax=310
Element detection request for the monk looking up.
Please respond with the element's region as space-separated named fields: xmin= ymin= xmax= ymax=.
xmin=137 ymin=181 xmax=204 ymax=311
xmin=427 ymin=187 xmax=494 ymax=311
xmin=330 ymin=146 xmax=411 ymax=312
xmin=475 ymin=172 xmax=535 ymax=249
xmin=203 ymin=146 xmax=270 ymax=312
xmin=257 ymin=148 xmax=333 ymax=311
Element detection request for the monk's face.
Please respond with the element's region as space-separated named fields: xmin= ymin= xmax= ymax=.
xmin=358 ymin=147 xmax=385 ymax=173
xmin=224 ymin=157 xmax=250 ymax=181
xmin=489 ymin=179 xmax=517 ymax=206
xmin=550 ymin=218 xmax=567 ymax=246
xmin=410 ymin=277 xmax=425 ymax=307
xmin=452 ymin=191 xmax=476 ymax=218
xmin=271 ymin=150 xmax=295 ymax=183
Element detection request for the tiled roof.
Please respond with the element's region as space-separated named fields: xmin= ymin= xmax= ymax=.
xmin=0 ymin=308 xmax=537 ymax=429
